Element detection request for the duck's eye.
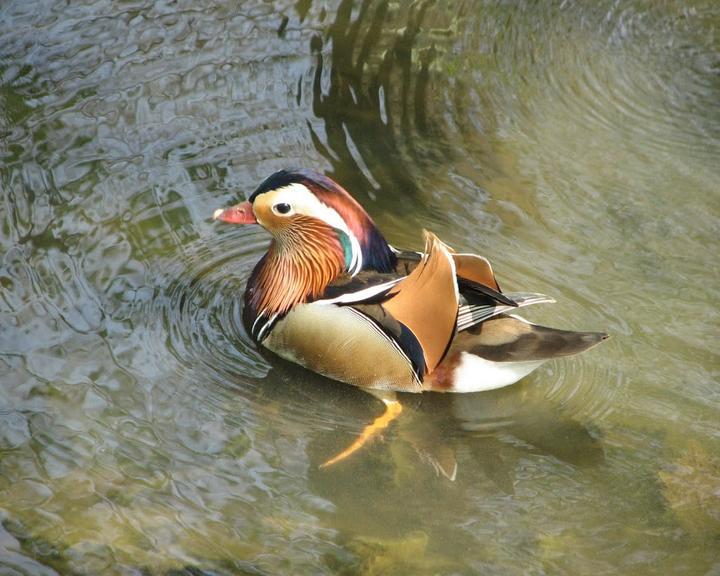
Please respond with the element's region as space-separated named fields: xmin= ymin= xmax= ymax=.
xmin=273 ymin=203 xmax=292 ymax=215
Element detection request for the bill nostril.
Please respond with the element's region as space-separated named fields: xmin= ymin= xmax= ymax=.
xmin=213 ymin=201 xmax=255 ymax=224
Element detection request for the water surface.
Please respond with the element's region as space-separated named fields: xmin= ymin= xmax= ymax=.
xmin=1 ymin=1 xmax=719 ymax=574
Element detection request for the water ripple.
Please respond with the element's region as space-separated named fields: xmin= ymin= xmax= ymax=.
xmin=147 ymin=228 xmax=268 ymax=390
xmin=1 ymin=0 xmax=719 ymax=572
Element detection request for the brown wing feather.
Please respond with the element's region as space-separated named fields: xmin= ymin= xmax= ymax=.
xmin=452 ymin=253 xmax=501 ymax=291
xmin=393 ymin=249 xmax=502 ymax=294
xmin=457 ymin=314 xmax=608 ymax=362
xmin=382 ymin=231 xmax=458 ymax=374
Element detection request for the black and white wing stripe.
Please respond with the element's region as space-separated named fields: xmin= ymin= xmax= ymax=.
xmin=457 ymin=292 xmax=555 ymax=332
xmin=314 ymin=277 xmax=402 ymax=306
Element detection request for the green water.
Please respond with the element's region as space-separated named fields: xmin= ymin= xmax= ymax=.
xmin=1 ymin=1 xmax=718 ymax=574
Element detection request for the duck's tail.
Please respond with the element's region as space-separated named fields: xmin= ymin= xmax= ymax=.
xmin=426 ymin=314 xmax=608 ymax=393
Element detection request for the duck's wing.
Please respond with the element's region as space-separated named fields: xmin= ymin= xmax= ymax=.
xmin=452 ymin=253 xmax=501 ymax=291
xmin=316 ymin=235 xmax=553 ymax=377
xmin=382 ymin=232 xmax=459 ymax=374
xmin=457 ymin=292 xmax=555 ymax=332
xmin=316 ymin=270 xmax=403 ymax=304
xmin=460 ymin=314 xmax=609 ymax=362
xmin=393 ymin=249 xmax=517 ymax=307
xmin=315 ymin=232 xmax=459 ymax=379
xmin=427 ymin=315 xmax=608 ymax=393
xmin=451 ymin=252 xmax=521 ymax=307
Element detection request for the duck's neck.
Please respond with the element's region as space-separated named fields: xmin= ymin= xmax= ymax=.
xmin=245 ymin=220 xmax=346 ymax=323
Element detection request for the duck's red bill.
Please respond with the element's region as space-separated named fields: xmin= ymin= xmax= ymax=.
xmin=213 ymin=201 xmax=256 ymax=224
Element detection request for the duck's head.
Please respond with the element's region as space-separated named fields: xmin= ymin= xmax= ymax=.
xmin=213 ymin=169 xmax=396 ymax=275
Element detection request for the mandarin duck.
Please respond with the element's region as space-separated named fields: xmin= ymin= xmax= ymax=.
xmin=214 ymin=169 xmax=607 ymax=466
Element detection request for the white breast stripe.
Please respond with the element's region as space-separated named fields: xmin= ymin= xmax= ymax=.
xmin=251 ymin=313 xmax=265 ymax=338
xmin=257 ymin=314 xmax=278 ymax=342
xmin=252 ymin=312 xmax=279 ymax=342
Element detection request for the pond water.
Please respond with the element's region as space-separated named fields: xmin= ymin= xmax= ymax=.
xmin=1 ymin=1 xmax=719 ymax=574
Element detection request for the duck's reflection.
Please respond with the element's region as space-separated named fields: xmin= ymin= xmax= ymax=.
xmin=260 ymin=358 xmax=604 ymax=488
xmin=248 ymin=357 xmax=604 ymax=570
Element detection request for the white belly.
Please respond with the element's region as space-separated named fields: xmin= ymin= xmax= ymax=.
xmin=449 ymin=352 xmax=545 ymax=393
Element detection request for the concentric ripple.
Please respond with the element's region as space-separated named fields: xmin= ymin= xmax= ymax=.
xmin=143 ymin=227 xmax=268 ymax=392
xmin=137 ymin=224 xmax=380 ymax=435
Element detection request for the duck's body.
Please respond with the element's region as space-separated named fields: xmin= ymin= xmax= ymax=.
xmin=251 ymin=254 xmax=599 ymax=394
xmin=215 ymin=169 xmax=606 ymax=395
